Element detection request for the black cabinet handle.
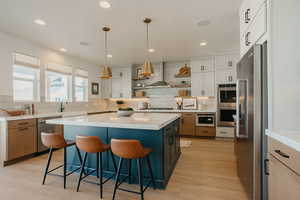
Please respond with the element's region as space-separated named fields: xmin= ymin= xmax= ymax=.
xmin=245 ymin=32 xmax=251 ymax=46
xmin=264 ymin=159 xmax=270 ymax=175
xmin=245 ymin=8 xmax=251 ymax=23
xmin=275 ymin=150 xmax=290 ymax=158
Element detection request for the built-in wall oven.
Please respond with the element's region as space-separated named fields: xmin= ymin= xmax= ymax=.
xmin=217 ymin=108 xmax=236 ymax=127
xmin=218 ymin=84 xmax=236 ymax=108
xmin=196 ymin=113 xmax=215 ymax=127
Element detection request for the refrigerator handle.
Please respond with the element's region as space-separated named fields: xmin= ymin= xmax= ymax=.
xmin=236 ymin=79 xmax=241 ymax=138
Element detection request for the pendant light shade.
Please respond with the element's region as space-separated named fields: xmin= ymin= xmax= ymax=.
xmin=142 ymin=60 xmax=153 ymax=76
xmin=141 ymin=18 xmax=154 ymax=77
xmin=100 ymin=27 xmax=112 ymax=79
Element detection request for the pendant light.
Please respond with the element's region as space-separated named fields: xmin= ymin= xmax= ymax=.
xmin=100 ymin=27 xmax=112 ymax=79
xmin=141 ymin=18 xmax=154 ymax=77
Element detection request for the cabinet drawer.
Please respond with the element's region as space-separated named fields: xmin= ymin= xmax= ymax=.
xmin=8 ymin=126 xmax=37 ymax=160
xmin=268 ymin=154 xmax=300 ymax=200
xmin=268 ymin=137 xmax=300 ymax=175
xmin=216 ymin=127 xmax=234 ymax=138
xmin=8 ymin=119 xmax=37 ymax=129
xmin=196 ymin=127 xmax=216 ymax=137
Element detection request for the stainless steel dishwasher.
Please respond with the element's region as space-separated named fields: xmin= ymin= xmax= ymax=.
xmin=37 ymin=116 xmax=63 ymax=153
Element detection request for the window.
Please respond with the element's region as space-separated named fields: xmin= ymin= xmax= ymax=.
xmin=45 ymin=63 xmax=72 ymax=102
xmin=13 ymin=53 xmax=40 ymax=101
xmin=75 ymin=76 xmax=88 ymax=101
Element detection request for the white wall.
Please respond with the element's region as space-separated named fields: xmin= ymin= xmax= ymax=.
xmin=0 ymin=31 xmax=102 ymax=102
xmin=269 ymin=0 xmax=300 ymax=131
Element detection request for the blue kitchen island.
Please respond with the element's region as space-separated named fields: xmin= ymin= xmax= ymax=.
xmin=47 ymin=113 xmax=181 ymax=189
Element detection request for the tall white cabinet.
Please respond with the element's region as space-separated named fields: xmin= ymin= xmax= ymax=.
xmin=111 ymin=67 xmax=132 ymax=98
xmin=215 ymin=54 xmax=239 ymax=84
xmin=191 ymin=57 xmax=215 ymax=97
xmin=191 ymin=54 xmax=238 ymax=97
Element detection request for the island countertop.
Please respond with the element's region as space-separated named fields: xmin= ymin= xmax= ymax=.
xmin=46 ymin=112 xmax=181 ymax=130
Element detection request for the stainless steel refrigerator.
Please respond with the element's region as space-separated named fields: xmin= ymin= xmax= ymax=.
xmin=236 ymin=41 xmax=268 ymax=200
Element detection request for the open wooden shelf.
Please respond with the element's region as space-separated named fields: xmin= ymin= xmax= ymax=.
xmin=174 ymin=74 xmax=191 ymax=78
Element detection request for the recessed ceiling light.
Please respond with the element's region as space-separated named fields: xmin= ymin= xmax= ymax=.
xmin=107 ymin=54 xmax=113 ymax=58
xmin=148 ymin=49 xmax=155 ymax=53
xmin=34 ymin=19 xmax=46 ymax=26
xmin=197 ymin=20 xmax=211 ymax=27
xmin=200 ymin=42 xmax=207 ymax=46
xmin=60 ymin=48 xmax=67 ymax=52
xmin=80 ymin=41 xmax=89 ymax=46
xmin=99 ymin=1 xmax=111 ymax=8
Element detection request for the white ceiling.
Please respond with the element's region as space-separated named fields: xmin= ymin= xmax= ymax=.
xmin=0 ymin=0 xmax=242 ymax=66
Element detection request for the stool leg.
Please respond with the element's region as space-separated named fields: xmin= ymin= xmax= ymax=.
xmin=146 ymin=155 xmax=156 ymax=190
xmin=96 ymin=152 xmax=99 ymax=178
xmin=137 ymin=158 xmax=144 ymax=200
xmin=77 ymin=152 xmax=87 ymax=192
xmin=42 ymin=148 xmax=53 ymax=185
xmin=110 ymin=150 xmax=117 ymax=173
xmin=99 ymin=152 xmax=103 ymax=199
xmin=128 ymin=159 xmax=132 ymax=184
xmin=112 ymin=158 xmax=123 ymax=200
xmin=75 ymin=145 xmax=83 ymax=165
xmin=63 ymin=147 xmax=67 ymax=189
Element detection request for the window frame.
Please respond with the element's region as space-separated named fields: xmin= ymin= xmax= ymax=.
xmin=45 ymin=70 xmax=73 ymax=102
xmin=12 ymin=53 xmax=41 ymax=102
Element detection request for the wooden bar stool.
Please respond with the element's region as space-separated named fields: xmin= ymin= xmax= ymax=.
xmin=41 ymin=132 xmax=83 ymax=189
xmin=76 ymin=135 xmax=117 ymax=199
xmin=111 ymin=139 xmax=156 ymax=200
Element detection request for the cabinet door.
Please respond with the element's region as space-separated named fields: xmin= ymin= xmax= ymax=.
xmin=8 ymin=126 xmax=37 ymax=160
xmin=239 ymin=0 xmax=252 ymax=35
xmin=216 ymin=70 xmax=236 ymax=84
xmin=191 ymin=73 xmax=203 ymax=96
xmin=249 ymin=3 xmax=267 ymax=45
xmin=215 ymin=55 xmax=238 ymax=70
xmin=191 ymin=58 xmax=214 ymax=73
xmin=111 ymin=78 xmax=122 ymax=98
xmin=191 ymin=72 xmax=215 ymax=97
xmin=179 ymin=113 xmax=195 ymax=136
xmin=268 ymin=155 xmax=300 ymax=200
xmin=201 ymin=72 xmax=215 ymax=97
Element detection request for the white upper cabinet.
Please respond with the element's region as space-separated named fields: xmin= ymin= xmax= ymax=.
xmin=240 ymin=0 xmax=267 ymax=57
xmin=215 ymin=54 xmax=238 ymax=70
xmin=191 ymin=58 xmax=214 ymax=73
xmin=216 ymin=69 xmax=236 ymax=84
xmin=111 ymin=67 xmax=132 ymax=98
xmin=191 ymin=72 xmax=215 ymax=97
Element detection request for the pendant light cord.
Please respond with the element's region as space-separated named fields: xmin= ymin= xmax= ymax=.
xmin=146 ymin=23 xmax=149 ymax=60
xmin=105 ymin=31 xmax=108 ymax=66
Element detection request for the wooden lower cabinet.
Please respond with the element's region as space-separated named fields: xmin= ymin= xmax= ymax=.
xmin=7 ymin=119 xmax=37 ymax=160
xmin=196 ymin=127 xmax=216 ymax=137
xmin=268 ymin=155 xmax=300 ymax=200
xmin=179 ymin=113 xmax=195 ymax=136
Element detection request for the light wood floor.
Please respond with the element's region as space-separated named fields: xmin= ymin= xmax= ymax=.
xmin=0 ymin=138 xmax=247 ymax=200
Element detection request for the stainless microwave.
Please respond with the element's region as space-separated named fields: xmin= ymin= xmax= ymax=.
xmin=218 ymin=84 xmax=236 ymax=108
xmin=196 ymin=113 xmax=215 ymax=127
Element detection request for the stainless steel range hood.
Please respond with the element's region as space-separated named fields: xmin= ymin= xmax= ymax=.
xmin=148 ymin=62 xmax=170 ymax=87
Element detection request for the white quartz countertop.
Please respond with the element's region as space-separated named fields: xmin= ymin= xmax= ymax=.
xmin=0 ymin=110 xmax=113 ymax=121
xmin=266 ymin=129 xmax=300 ymax=152
xmin=46 ymin=113 xmax=181 ymax=130
xmin=135 ymin=109 xmax=216 ymax=113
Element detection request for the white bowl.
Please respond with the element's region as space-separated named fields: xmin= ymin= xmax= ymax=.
xmin=117 ymin=110 xmax=134 ymax=117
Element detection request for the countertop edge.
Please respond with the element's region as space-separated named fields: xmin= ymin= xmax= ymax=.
xmin=266 ymin=129 xmax=300 ymax=152
xmin=0 ymin=110 xmax=113 ymax=121
xmin=47 ymin=114 xmax=181 ymax=131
